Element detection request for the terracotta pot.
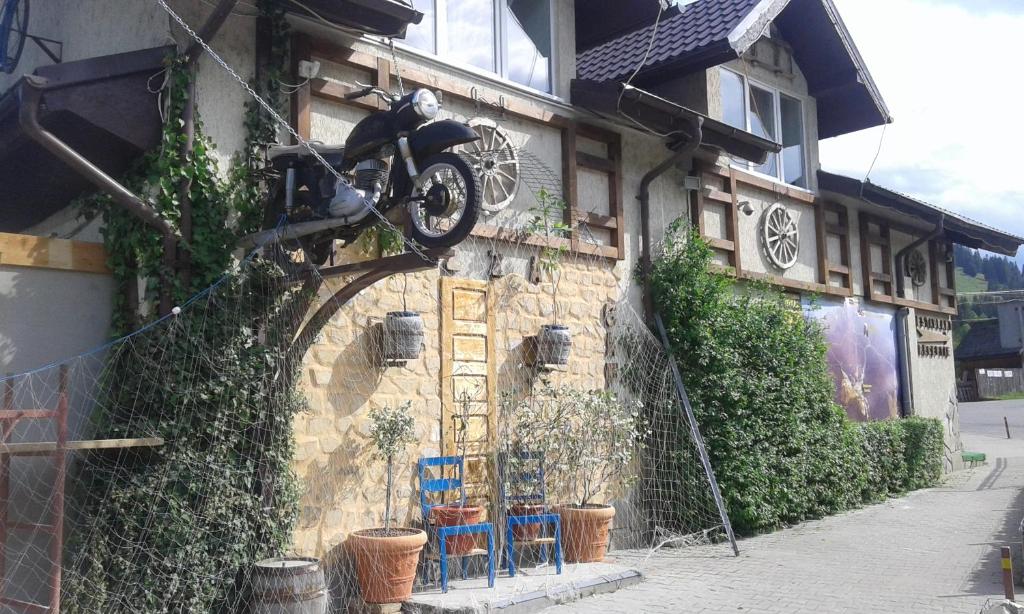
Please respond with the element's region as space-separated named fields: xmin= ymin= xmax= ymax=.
xmin=559 ymin=504 xmax=615 ymax=563
xmin=348 ymin=528 xmax=427 ymax=604
xmin=431 ymin=504 xmax=484 ymax=555
xmin=509 ymin=503 xmax=546 ymax=541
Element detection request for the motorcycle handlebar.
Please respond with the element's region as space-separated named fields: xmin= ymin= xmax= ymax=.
xmin=344 ymin=86 xmax=375 ymax=101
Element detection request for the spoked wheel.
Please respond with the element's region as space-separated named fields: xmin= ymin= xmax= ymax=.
xmin=0 ymin=0 xmax=29 ymax=74
xmin=408 ymin=152 xmax=481 ymax=248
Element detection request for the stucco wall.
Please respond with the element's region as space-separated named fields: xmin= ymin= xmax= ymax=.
xmin=0 ymin=0 xmax=253 ymax=177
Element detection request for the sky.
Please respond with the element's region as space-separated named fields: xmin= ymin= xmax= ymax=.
xmin=819 ymin=0 xmax=1024 ymax=260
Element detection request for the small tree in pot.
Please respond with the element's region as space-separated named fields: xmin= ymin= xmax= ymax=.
xmin=348 ymin=401 xmax=426 ymax=604
xmin=526 ymin=189 xmax=572 ymax=365
xmin=511 ymin=384 xmax=645 ymax=562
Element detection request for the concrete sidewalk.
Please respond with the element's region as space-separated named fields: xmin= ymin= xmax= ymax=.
xmin=543 ymin=404 xmax=1024 ymax=613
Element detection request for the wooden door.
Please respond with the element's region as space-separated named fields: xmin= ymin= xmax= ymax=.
xmin=439 ymin=277 xmax=496 ymax=513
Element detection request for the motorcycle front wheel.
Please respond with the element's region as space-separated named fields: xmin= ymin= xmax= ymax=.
xmin=408 ymin=152 xmax=481 ymax=248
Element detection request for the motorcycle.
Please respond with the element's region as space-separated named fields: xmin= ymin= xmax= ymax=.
xmin=260 ymin=85 xmax=482 ymax=267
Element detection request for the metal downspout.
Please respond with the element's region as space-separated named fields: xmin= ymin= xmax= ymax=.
xmin=895 ymin=307 xmax=914 ymax=416
xmin=639 ymin=116 xmax=704 ymax=322
xmin=19 ymin=76 xmax=179 ymax=316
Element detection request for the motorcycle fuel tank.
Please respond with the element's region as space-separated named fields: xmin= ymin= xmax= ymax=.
xmin=345 ymin=112 xmax=395 ymax=160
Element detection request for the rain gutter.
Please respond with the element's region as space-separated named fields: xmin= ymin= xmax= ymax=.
xmin=19 ymin=75 xmax=178 ymax=316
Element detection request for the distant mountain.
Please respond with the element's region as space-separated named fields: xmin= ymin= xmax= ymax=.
xmin=955 ymin=245 xmax=1024 ymax=292
xmin=953 ymin=245 xmax=1024 ymax=348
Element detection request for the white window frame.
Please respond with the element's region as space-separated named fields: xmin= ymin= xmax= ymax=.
xmin=721 ymin=68 xmax=808 ymax=190
xmin=402 ymin=0 xmax=557 ymax=95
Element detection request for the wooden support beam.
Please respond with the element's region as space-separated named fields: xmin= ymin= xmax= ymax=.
xmin=0 ymin=437 xmax=164 ymax=456
xmin=0 ymin=233 xmax=109 ymax=274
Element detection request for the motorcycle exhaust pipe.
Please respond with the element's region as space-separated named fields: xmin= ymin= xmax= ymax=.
xmin=239 ymin=185 xmax=385 ymax=251
xmin=285 ymin=167 xmax=296 ymax=213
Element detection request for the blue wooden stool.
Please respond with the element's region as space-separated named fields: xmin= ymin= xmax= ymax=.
xmin=417 ymin=456 xmax=496 ymax=593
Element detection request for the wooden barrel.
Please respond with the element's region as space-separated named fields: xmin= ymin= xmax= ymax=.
xmin=250 ymin=557 xmax=328 ymax=614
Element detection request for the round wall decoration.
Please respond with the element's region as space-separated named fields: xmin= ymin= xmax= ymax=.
xmin=761 ymin=203 xmax=799 ymax=270
xmin=0 ymin=0 xmax=29 ymax=74
xmin=461 ymin=118 xmax=520 ymax=213
xmin=907 ymin=249 xmax=928 ymax=287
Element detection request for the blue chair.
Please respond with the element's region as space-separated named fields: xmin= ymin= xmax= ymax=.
xmin=417 ymin=456 xmax=496 ymax=593
xmin=498 ymin=451 xmax=562 ymax=577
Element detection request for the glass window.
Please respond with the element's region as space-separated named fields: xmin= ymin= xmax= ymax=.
xmin=720 ymin=69 xmax=745 ymax=131
xmin=780 ymin=94 xmax=806 ymax=188
xmin=447 ymin=0 xmax=496 ymax=72
xmin=505 ymin=0 xmax=551 ymax=91
xmin=749 ymin=85 xmax=778 ymax=178
xmin=406 ymin=0 xmax=436 ymax=53
xmin=719 ymin=69 xmax=806 ymax=188
xmin=398 ymin=0 xmax=553 ymax=93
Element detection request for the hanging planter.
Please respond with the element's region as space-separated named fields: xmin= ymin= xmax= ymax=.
xmin=535 ymin=324 xmax=572 ymax=366
xmin=383 ymin=311 xmax=423 ymax=361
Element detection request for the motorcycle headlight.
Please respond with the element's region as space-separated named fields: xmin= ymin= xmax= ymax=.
xmin=412 ymin=89 xmax=439 ymax=120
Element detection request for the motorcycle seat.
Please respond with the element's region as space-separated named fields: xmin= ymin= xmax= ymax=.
xmin=268 ymin=142 xmax=345 ymax=160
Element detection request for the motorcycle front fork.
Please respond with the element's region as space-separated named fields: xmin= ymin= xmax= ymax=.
xmin=397 ymin=136 xmax=420 ymax=181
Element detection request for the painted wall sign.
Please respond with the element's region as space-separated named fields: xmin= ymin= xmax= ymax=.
xmin=803 ymin=297 xmax=900 ymax=421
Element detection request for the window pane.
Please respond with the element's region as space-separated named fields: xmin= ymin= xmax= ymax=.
xmin=405 ymin=0 xmax=436 ymax=52
xmin=780 ymin=94 xmax=806 ymax=188
xmin=506 ymin=0 xmax=551 ymax=92
xmin=720 ymin=69 xmax=745 ymax=130
xmin=447 ymin=0 xmax=496 ymax=72
xmin=749 ymin=85 xmax=778 ymax=177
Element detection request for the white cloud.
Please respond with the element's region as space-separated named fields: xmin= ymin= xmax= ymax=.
xmin=820 ymin=0 xmax=1024 ymax=254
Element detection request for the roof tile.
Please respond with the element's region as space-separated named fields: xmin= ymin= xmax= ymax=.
xmin=577 ymin=0 xmax=763 ymax=82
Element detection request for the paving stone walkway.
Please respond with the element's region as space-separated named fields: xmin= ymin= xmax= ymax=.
xmin=546 ymin=409 xmax=1024 ymax=613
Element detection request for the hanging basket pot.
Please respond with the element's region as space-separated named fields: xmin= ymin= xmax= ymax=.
xmin=536 ymin=324 xmax=572 ymax=365
xmin=383 ymin=311 xmax=424 ymax=361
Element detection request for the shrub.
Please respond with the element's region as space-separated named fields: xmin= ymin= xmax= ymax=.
xmin=901 ymin=417 xmax=944 ymax=489
xmin=861 ymin=420 xmax=908 ymax=501
xmin=649 ymin=226 xmax=944 ymax=535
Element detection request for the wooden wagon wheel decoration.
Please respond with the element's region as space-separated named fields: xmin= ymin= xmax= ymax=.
xmin=460 ymin=117 xmax=520 ymax=213
xmin=761 ymin=203 xmax=799 ymax=270
xmin=906 ymin=249 xmax=928 ymax=287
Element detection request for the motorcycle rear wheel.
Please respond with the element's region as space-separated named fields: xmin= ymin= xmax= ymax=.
xmin=408 ymin=152 xmax=481 ymax=248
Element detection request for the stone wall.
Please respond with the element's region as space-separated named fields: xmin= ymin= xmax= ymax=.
xmin=291 ymin=246 xmax=627 ymax=558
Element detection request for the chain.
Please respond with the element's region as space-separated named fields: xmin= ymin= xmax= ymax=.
xmin=388 ymin=38 xmax=405 ymax=96
xmin=155 ymin=0 xmax=436 ymax=264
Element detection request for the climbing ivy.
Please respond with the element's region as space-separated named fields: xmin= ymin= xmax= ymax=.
xmin=64 ymin=4 xmax=309 ymax=611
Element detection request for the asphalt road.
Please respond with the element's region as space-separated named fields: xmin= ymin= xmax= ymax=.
xmin=961 ymin=399 xmax=1024 ymax=458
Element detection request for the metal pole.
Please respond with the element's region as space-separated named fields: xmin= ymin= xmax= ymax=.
xmin=48 ymin=365 xmax=69 ymax=613
xmin=1002 ymin=546 xmax=1015 ymax=601
xmin=1006 ymin=417 xmax=1012 ymax=439
xmin=653 ymin=313 xmax=739 ymax=556
xmin=0 ymin=376 xmax=11 ymax=596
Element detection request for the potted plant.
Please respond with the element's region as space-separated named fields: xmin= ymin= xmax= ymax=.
xmin=511 ymin=384 xmax=645 ymax=562
xmin=499 ymin=392 xmax=547 ymax=542
xmin=526 ymin=188 xmax=572 ymax=365
xmin=348 ymin=401 xmax=426 ymax=604
xmin=429 ymin=391 xmax=484 ymax=554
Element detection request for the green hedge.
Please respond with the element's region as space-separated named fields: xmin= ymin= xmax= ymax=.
xmin=649 ymin=228 xmax=945 ymax=535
